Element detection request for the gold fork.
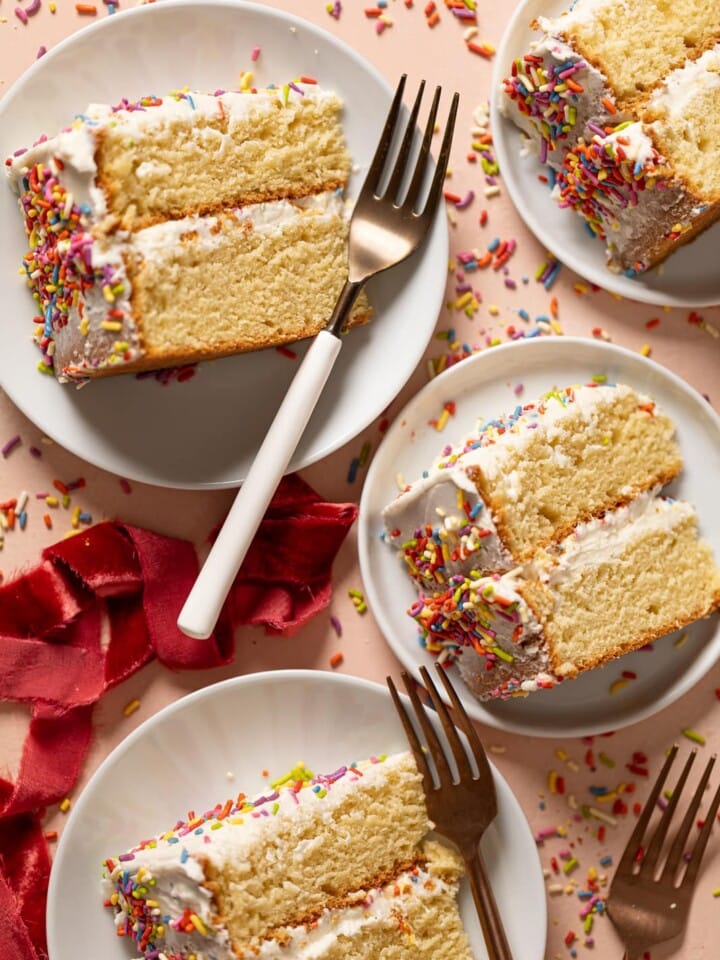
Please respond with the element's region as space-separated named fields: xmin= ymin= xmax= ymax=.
xmin=387 ymin=665 xmax=513 ymax=960
xmin=179 ymin=76 xmax=459 ymax=640
xmin=607 ymin=745 xmax=720 ymax=960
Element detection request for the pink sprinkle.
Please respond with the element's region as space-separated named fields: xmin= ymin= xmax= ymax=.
xmin=14 ymin=6 xmax=29 ymax=23
xmin=25 ymin=0 xmax=42 ymax=14
xmin=36 ymin=45 xmax=47 ymax=58
xmin=375 ymin=18 xmax=387 ymax=34
xmin=251 ymin=46 xmax=260 ymax=61
xmin=455 ymin=190 xmax=474 ymax=210
xmin=119 ymin=477 xmax=132 ymax=494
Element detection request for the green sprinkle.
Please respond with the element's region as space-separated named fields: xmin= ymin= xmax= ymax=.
xmin=682 ymin=728 xmax=706 ymax=745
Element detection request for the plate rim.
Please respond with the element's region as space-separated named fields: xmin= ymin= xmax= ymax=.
xmin=0 ymin=0 xmax=448 ymax=490
xmin=489 ymin=0 xmax=720 ymax=309
xmin=46 ymin=668 xmax=548 ymax=960
xmin=358 ymin=335 xmax=720 ymax=738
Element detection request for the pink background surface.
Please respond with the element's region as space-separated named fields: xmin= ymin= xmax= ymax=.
xmin=1 ymin=1 xmax=720 ymax=957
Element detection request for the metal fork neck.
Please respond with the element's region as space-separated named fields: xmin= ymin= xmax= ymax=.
xmin=325 ymin=279 xmax=363 ymax=337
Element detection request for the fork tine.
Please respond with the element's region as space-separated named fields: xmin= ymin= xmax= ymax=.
xmin=419 ymin=665 xmax=474 ymax=782
xmin=664 ymin=754 xmax=716 ymax=882
xmin=387 ymin=674 xmax=434 ymax=795
xmin=365 ymin=74 xmax=407 ymax=194
xmin=402 ymin=85 xmax=442 ymax=212
xmin=434 ymin=663 xmax=495 ymax=793
xmin=682 ymin=768 xmax=720 ymax=888
xmin=639 ymin=751 xmax=696 ymax=876
xmin=615 ymin=745 xmax=679 ymax=875
xmin=383 ymin=81 xmax=426 ymax=204
xmin=419 ymin=91 xmax=459 ymax=219
xmin=400 ymin=670 xmax=454 ymax=786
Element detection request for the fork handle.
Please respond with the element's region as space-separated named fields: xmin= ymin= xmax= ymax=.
xmin=464 ymin=848 xmax=514 ymax=960
xmin=176 ymin=327 xmax=345 ymax=640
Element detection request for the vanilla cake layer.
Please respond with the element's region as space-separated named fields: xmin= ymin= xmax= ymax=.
xmin=103 ymin=753 xmax=473 ymax=960
xmin=49 ymin=192 xmax=370 ymax=379
xmin=413 ymin=494 xmax=720 ymax=700
xmin=555 ymin=46 xmax=720 ymax=273
xmin=9 ymin=88 xmax=351 ymax=231
xmin=383 ymin=383 xmax=681 ymax=590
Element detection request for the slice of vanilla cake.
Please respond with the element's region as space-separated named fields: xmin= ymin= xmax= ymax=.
xmin=411 ymin=494 xmax=720 ymax=700
xmin=6 ymin=85 xmax=371 ymax=381
xmin=383 ymin=383 xmax=681 ymax=590
xmin=103 ymin=752 xmax=474 ymax=960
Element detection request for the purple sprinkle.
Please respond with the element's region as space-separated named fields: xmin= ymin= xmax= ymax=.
xmin=330 ymin=615 xmax=343 ymax=637
xmin=118 ymin=853 xmax=135 ymax=862
xmin=29 ymin=445 xmax=42 ymax=458
xmin=2 ymin=435 xmax=21 ymax=458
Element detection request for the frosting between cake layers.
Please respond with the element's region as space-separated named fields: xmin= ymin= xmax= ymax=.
xmin=253 ymin=863 xmax=457 ymax=959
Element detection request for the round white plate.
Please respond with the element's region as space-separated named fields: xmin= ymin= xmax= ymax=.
xmin=46 ymin=670 xmax=546 ymax=960
xmin=0 ymin=1 xmax=447 ymax=489
xmin=490 ymin=0 xmax=720 ymax=307
xmin=358 ymin=337 xmax=720 ymax=738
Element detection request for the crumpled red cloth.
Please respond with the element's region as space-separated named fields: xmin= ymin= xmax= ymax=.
xmin=0 ymin=474 xmax=357 ymax=960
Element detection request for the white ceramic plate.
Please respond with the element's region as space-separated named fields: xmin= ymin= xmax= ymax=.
xmin=46 ymin=670 xmax=546 ymax=960
xmin=0 ymin=1 xmax=447 ymax=489
xmin=490 ymin=0 xmax=720 ymax=307
xmin=358 ymin=337 xmax=720 ymax=738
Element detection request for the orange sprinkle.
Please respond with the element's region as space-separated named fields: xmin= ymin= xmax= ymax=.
xmin=75 ymin=3 xmax=97 ymax=12
xmin=427 ymin=9 xmax=440 ymax=26
xmin=329 ymin=652 xmax=344 ymax=668
xmin=601 ymin=97 xmax=617 ymax=114
xmin=43 ymin=514 xmax=52 ymax=529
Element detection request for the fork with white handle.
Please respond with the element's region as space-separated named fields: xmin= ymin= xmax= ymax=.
xmin=177 ymin=75 xmax=458 ymax=640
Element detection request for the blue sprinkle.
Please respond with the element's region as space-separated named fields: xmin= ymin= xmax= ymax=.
xmin=180 ymin=848 xmax=189 ymax=863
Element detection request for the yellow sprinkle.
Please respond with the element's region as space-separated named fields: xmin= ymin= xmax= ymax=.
xmin=639 ymin=343 xmax=652 ymax=357
xmin=45 ymin=495 xmax=59 ymax=507
xmin=488 ymin=304 xmax=500 ymax=316
xmin=123 ymin=698 xmax=141 ymax=717
xmin=682 ymin=728 xmax=706 ymax=745
xmin=435 ymin=408 xmax=450 ymax=431
xmin=454 ymin=291 xmax=473 ymax=310
xmin=713 ymin=888 xmax=720 ymax=897
xmin=547 ymin=770 xmax=559 ymax=793
xmin=555 ymin=748 xmax=568 ymax=761
xmin=101 ymin=320 xmax=123 ymax=332
xmin=591 ymin=374 xmax=607 ymax=383
xmin=674 ymin=632 xmax=689 ymax=648
xmin=609 ymin=677 xmax=628 ymax=695
xmin=59 ymin=797 xmax=71 ymax=813
xmin=562 ymin=857 xmax=579 ymax=875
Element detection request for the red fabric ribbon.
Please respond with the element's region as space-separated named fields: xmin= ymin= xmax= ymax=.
xmin=0 ymin=475 xmax=357 ymax=960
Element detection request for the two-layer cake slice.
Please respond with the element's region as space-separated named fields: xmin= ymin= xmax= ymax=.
xmin=6 ymin=85 xmax=371 ymax=381
xmin=103 ymin=752 xmax=473 ymax=960
xmin=383 ymin=381 xmax=720 ymax=701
